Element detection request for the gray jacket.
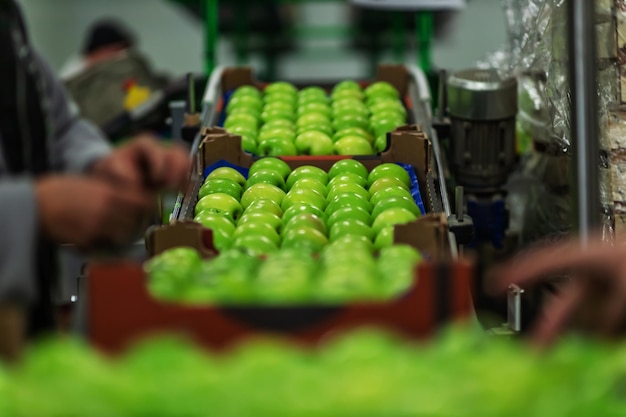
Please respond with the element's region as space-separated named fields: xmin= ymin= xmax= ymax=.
xmin=0 ymin=52 xmax=112 ymax=304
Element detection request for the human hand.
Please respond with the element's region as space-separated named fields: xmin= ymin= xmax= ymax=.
xmin=492 ymin=236 xmax=626 ymax=347
xmin=36 ymin=175 xmax=156 ymax=248
xmin=90 ymin=134 xmax=190 ymax=192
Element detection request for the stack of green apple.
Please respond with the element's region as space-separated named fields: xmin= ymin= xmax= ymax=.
xmin=7 ymin=327 xmax=626 ymax=416
xmin=194 ymin=158 xmax=421 ymax=256
xmin=222 ymin=80 xmax=407 ymax=156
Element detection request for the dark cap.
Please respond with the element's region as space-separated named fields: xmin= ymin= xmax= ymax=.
xmin=82 ymin=18 xmax=136 ymax=55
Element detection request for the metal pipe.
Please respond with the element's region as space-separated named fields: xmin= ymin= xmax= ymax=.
xmin=567 ymin=0 xmax=601 ymax=243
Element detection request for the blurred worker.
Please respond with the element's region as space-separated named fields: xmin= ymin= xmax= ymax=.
xmin=494 ymin=235 xmax=626 ymax=347
xmin=62 ymin=18 xmax=170 ymax=130
xmin=0 ymin=0 xmax=189 ymax=336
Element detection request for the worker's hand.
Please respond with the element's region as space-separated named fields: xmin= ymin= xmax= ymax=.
xmin=90 ymin=134 xmax=190 ymax=191
xmin=491 ymin=235 xmax=626 ymax=347
xmin=35 ymin=175 xmax=156 ymax=248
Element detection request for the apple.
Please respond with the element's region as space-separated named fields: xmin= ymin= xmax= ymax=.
xmin=372 ymin=195 xmax=420 ymax=219
xmin=326 ymin=205 xmax=372 ymax=229
xmin=322 ymin=241 xmax=375 ymax=265
xmin=282 ymin=203 xmax=327 ymax=225
xmin=282 ymin=188 xmax=327 ymax=212
xmin=226 ymin=95 xmax=263 ymax=114
xmin=257 ymin=127 xmax=294 ymax=143
xmin=245 ymin=168 xmax=287 ymax=191
xmin=260 ymin=119 xmax=295 ymax=132
xmin=332 ymin=99 xmax=369 ymax=119
xmin=296 ymin=112 xmax=331 ymax=129
xmin=227 ymin=105 xmax=261 ymax=119
xmin=316 ymin=265 xmax=380 ymax=302
xmin=370 ymin=114 xmax=405 ymax=137
xmin=374 ymin=134 xmax=388 ymax=153
xmin=264 ymin=100 xmax=295 ymax=112
xmin=364 ymin=81 xmax=399 ymax=100
xmin=281 ymin=226 xmax=328 ymax=254
xmin=241 ymin=134 xmax=258 ymax=154
xmin=224 ymin=113 xmax=259 ymax=130
xmin=226 ymin=123 xmax=257 ymax=138
xmin=244 ymin=198 xmax=283 ymax=217
xmin=325 ymin=192 xmax=372 ymax=216
xmin=328 ymin=172 xmax=368 ymax=190
xmin=257 ymin=136 xmax=298 ymax=156
xmin=378 ymin=245 xmax=422 ymax=297
xmin=371 ymin=207 xmax=418 ymax=234
xmin=368 ymin=163 xmax=411 ymax=188
xmin=248 ymin=157 xmax=292 ymax=180
xmin=289 ymin=177 xmax=328 ymax=197
xmin=334 ymin=136 xmax=374 ymax=155
xmin=331 ymin=88 xmax=365 ymax=102
xmin=238 ymin=211 xmax=283 ymax=232
xmin=283 ymin=212 xmax=327 ymax=236
xmin=285 ymin=165 xmax=329 ymax=188
xmin=368 ymin=99 xmax=407 ymax=118
xmin=255 ymin=250 xmax=317 ymax=303
xmin=332 ymin=80 xmax=361 ymax=93
xmin=374 ymin=226 xmax=395 ymax=250
xmin=368 ymin=176 xmax=410 ymax=195
xmin=240 ymin=183 xmax=286 ymax=208
xmin=299 ymin=86 xmax=327 ymax=99
xmin=297 ymin=102 xmax=331 ymax=118
xmin=195 ymin=193 xmax=243 ymax=221
xmin=261 ymin=107 xmax=295 ymax=124
xmin=198 ymin=178 xmax=242 ymax=200
xmin=193 ymin=212 xmax=235 ymax=251
xmin=296 ymin=123 xmax=334 ymax=137
xmin=146 ymin=247 xmax=202 ymax=298
xmin=326 ymin=234 xmax=374 ymax=254
xmin=369 ymin=186 xmax=414 ymax=207
xmin=233 ymin=222 xmax=281 ymax=246
xmin=328 ymin=159 xmax=369 ymax=180
xmin=232 ymin=85 xmax=262 ymax=99
xmin=206 ymin=167 xmax=247 ymax=187
xmin=333 ymin=127 xmax=373 ymax=144
xmin=264 ymin=92 xmax=298 ymax=107
xmin=329 ymin=219 xmax=374 ymax=241
xmin=326 ymin=182 xmax=370 ymax=202
xmin=264 ymin=81 xmax=298 ymax=96
xmin=232 ymin=234 xmax=278 ymax=256
xmin=295 ymin=131 xmax=335 ymax=155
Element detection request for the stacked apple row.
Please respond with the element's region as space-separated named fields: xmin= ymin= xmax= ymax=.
xmin=193 ymin=158 xmax=421 ymax=255
xmin=147 ymin=243 xmax=421 ymax=304
xmin=223 ymin=80 xmax=407 ymax=156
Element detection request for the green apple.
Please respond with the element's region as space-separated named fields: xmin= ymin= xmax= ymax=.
xmin=368 ymin=163 xmax=411 ymax=188
xmin=299 ymin=86 xmax=327 ymax=99
xmin=332 ymin=80 xmax=361 ymax=93
xmin=298 ymin=94 xmax=330 ymax=107
xmin=369 ymin=186 xmax=414 ymax=207
xmin=372 ymin=195 xmax=420 ymax=218
xmin=245 ymin=168 xmax=287 ymax=191
xmin=370 ymin=114 xmax=405 ymax=137
xmin=199 ymin=178 xmax=242 ymax=200
xmin=296 ymin=112 xmax=331 ymax=128
xmin=232 ymin=85 xmax=262 ymax=99
xmin=195 ymin=193 xmax=243 ymax=221
xmin=248 ymin=157 xmax=292 ymax=180
xmin=241 ymin=134 xmax=258 ymax=154
xmin=282 ymin=188 xmax=327 ymax=212
xmin=328 ymin=159 xmax=369 ymax=180
xmin=295 ymin=131 xmax=335 ymax=156
xmin=326 ymin=205 xmax=372 ymax=229
xmin=364 ymin=81 xmax=399 ymax=100
xmin=264 ymin=81 xmax=298 ymax=96
xmin=285 ymin=165 xmax=329 ymax=188
xmin=261 ymin=107 xmax=295 ymax=124
xmin=331 ymin=88 xmax=364 ymax=102
xmin=224 ymin=113 xmax=259 ymax=130
xmin=228 ymin=105 xmax=261 ymax=119
xmin=326 ymin=182 xmax=369 ymax=202
xmin=374 ymin=134 xmax=388 ymax=153
xmin=260 ymin=119 xmax=295 ymax=132
xmin=328 ymin=172 xmax=368 ymax=190
xmin=325 ymin=192 xmax=372 ymax=216
xmin=281 ymin=226 xmax=329 ymax=254
xmin=333 ymin=127 xmax=373 ymax=144
xmin=264 ymin=92 xmax=298 ymax=107
xmin=374 ymin=226 xmax=395 ymax=250
xmin=368 ymin=176 xmax=410 ymax=195
xmin=206 ymin=167 xmax=246 ymax=187
xmin=255 ymin=250 xmax=317 ymax=304
xmin=227 ymin=94 xmax=263 ymax=114
xmin=232 ymin=234 xmax=278 ymax=256
xmin=378 ymin=245 xmax=422 ymax=297
xmin=238 ymin=211 xmax=283 ymax=232
xmin=282 ymin=203 xmax=327 ymax=225
xmin=283 ymin=212 xmax=327 ymax=236
xmin=334 ymin=136 xmax=374 ymax=155
xmin=321 ymin=245 xmax=376 ymax=268
xmin=257 ymin=136 xmax=298 ymax=156
xmin=257 ymin=127 xmax=293 ymax=142
xmin=368 ymin=99 xmax=407 ymax=118
xmin=332 ymin=102 xmax=370 ymax=120
xmin=226 ymin=124 xmax=257 ymax=139
xmin=316 ymin=265 xmax=380 ymax=303
xmin=296 ymin=123 xmax=334 ymax=137
xmin=327 ymin=234 xmax=374 ymax=254
xmin=329 ymin=219 xmax=374 ymax=241
xmin=265 ymin=99 xmax=295 ymax=111
xmin=289 ymin=177 xmax=328 ymax=197
xmin=297 ymin=102 xmax=331 ymax=118
xmin=193 ymin=211 xmax=235 ymax=251
xmin=371 ymin=207 xmax=417 ymax=234
xmin=233 ymin=222 xmax=281 ymax=246
xmin=240 ymin=183 xmax=286 ymax=208
xmin=244 ymin=198 xmax=283 ymax=217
